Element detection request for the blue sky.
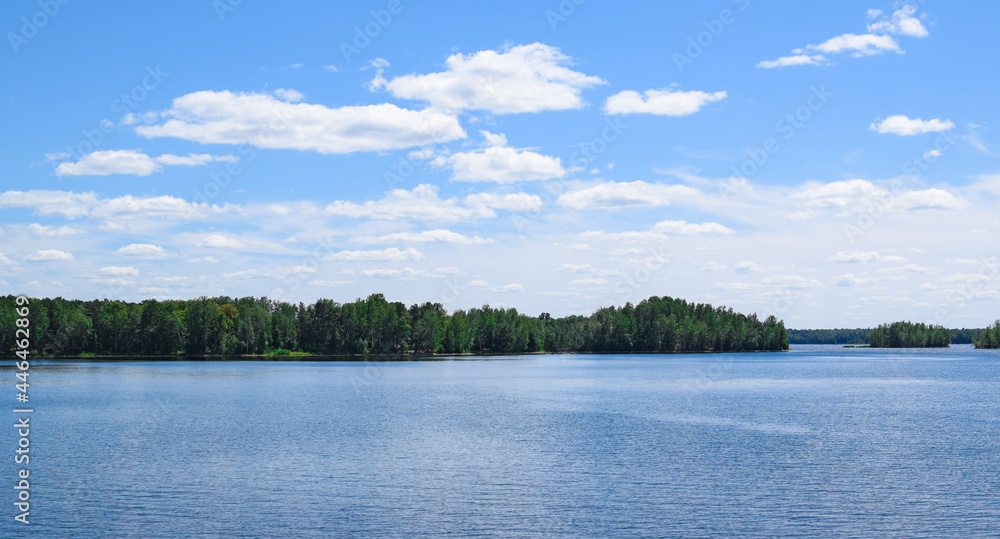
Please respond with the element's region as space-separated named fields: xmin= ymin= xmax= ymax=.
xmin=2 ymin=0 xmax=999 ymax=328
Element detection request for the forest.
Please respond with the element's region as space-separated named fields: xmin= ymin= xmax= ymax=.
xmin=788 ymin=327 xmax=982 ymax=345
xmin=0 ymin=294 xmax=789 ymax=357
xmin=974 ymin=320 xmax=1000 ymax=349
xmin=868 ymin=321 xmax=951 ymax=348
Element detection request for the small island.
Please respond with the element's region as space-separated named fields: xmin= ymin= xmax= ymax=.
xmin=869 ymin=321 xmax=951 ymax=348
xmin=975 ymin=320 xmax=1000 ymax=349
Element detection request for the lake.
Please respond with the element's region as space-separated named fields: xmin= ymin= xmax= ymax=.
xmin=3 ymin=345 xmax=1000 ymax=537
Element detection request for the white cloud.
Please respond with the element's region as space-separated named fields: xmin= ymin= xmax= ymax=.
xmin=490 ymin=283 xmax=524 ymax=293
xmin=0 ymin=190 xmax=232 ymax=222
xmin=870 ymin=115 xmax=954 ymax=136
xmin=54 ymin=150 xmax=237 ymax=176
xmin=480 ymin=131 xmax=508 ymax=147
xmin=100 ymin=266 xmax=140 ymax=276
xmin=836 ymin=274 xmax=871 ymax=287
xmin=407 ymin=147 xmax=436 ymax=160
xmin=758 ymin=7 xmax=927 ymax=68
xmin=0 ymin=253 xmax=12 ymax=265
xmin=25 ymin=224 xmax=84 ymax=236
xmin=197 ymin=234 xmax=246 ymax=249
xmin=464 ymin=192 xmax=543 ymax=212
xmin=354 ymin=229 xmax=494 ymax=245
xmin=433 ymin=140 xmax=566 ymax=184
xmin=91 ymin=194 xmax=231 ymax=221
xmin=829 ymin=251 xmax=909 ymax=263
xmin=735 ymin=261 xmax=761 ymax=274
xmin=761 ymin=274 xmax=824 ymax=289
xmin=0 ymin=190 xmax=99 ymax=219
xmin=877 ymin=264 xmax=933 ymax=275
xmin=308 ymin=280 xmax=352 ymax=287
xmin=136 ymin=90 xmax=466 ymax=154
xmin=808 ymin=33 xmax=901 ymax=57
xmin=25 ymin=249 xmax=74 ymax=261
xmin=603 ymin=88 xmax=726 ymax=116
xmin=652 ymin=220 xmax=734 ymax=235
xmin=557 ymin=181 xmax=700 ymax=209
xmin=55 ymin=150 xmax=161 ymax=176
xmin=792 ymin=179 xmax=963 ymax=212
xmin=568 ymin=278 xmax=607 ymax=286
xmin=272 ymin=88 xmax=305 ymax=102
xmin=756 ymin=55 xmax=827 ymax=69
xmin=867 ymin=5 xmax=928 ymax=38
xmin=893 ymin=189 xmax=964 ymax=211
xmin=361 ymin=267 xmax=447 ymax=279
xmin=116 ymin=243 xmax=169 ymax=259
xmin=325 ymin=184 xmax=495 ymax=222
xmin=577 ymin=230 xmax=667 ymax=244
xmin=153 ymin=153 xmax=239 ymax=166
xmin=377 ymin=43 xmax=605 ymax=114
xmin=325 ymin=247 xmax=424 ymax=262
xmin=714 ymin=282 xmax=754 ymax=291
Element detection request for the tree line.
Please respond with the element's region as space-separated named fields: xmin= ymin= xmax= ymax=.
xmin=974 ymin=320 xmax=1000 ymax=349
xmin=788 ymin=327 xmax=982 ymax=345
xmin=869 ymin=321 xmax=950 ymax=348
xmin=0 ymin=294 xmax=789 ymax=356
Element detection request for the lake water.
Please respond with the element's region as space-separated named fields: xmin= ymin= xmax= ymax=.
xmin=3 ymin=345 xmax=1000 ymax=537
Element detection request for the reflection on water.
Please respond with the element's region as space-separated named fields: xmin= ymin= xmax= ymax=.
xmin=3 ymin=345 xmax=1000 ymax=537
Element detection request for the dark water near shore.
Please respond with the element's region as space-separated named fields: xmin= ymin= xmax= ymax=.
xmin=3 ymin=344 xmax=1000 ymax=537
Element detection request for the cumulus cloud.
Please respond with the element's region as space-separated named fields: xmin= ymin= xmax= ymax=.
xmin=0 ymin=190 xmax=99 ymax=219
xmin=808 ymin=33 xmax=901 ymax=57
xmin=325 ymin=184 xmax=495 ymax=222
xmin=197 ymin=234 xmax=246 ymax=249
xmin=25 ymin=249 xmax=74 ymax=261
xmin=432 ymin=132 xmax=566 ymax=183
xmin=757 ymin=6 xmax=927 ymax=68
xmin=325 ymin=247 xmax=425 ymax=262
xmin=652 ymin=220 xmax=734 ymax=235
xmin=24 ymin=224 xmax=84 ymax=236
xmin=735 ymin=261 xmax=761 ymax=274
xmin=557 ymin=181 xmax=700 ymax=209
xmin=116 ymin=243 xmax=169 ymax=259
xmin=829 ymin=251 xmax=908 ymax=263
xmin=0 ymin=190 xmax=233 ymax=222
xmin=603 ymin=88 xmax=726 ymax=116
xmin=54 ymin=150 xmax=239 ymax=176
xmin=792 ymin=179 xmax=964 ymax=211
xmin=756 ymin=55 xmax=827 ymax=69
xmin=354 ymin=229 xmax=494 ymax=245
xmin=136 ymin=90 xmax=465 ymax=154
xmin=361 ymin=267 xmax=451 ymax=279
xmin=464 ymin=192 xmax=543 ymax=212
xmin=100 ymin=266 xmax=140 ymax=276
xmin=761 ymin=274 xmax=824 ymax=289
xmin=835 ymin=274 xmax=872 ymax=287
xmin=870 ymin=115 xmax=954 ymax=136
xmin=376 ymin=43 xmax=605 ymax=114
xmin=867 ymin=5 xmax=928 ymax=38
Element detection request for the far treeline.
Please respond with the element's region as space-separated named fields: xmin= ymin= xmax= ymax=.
xmin=788 ymin=327 xmax=984 ymax=346
xmin=0 ymin=294 xmax=789 ymax=357
xmin=869 ymin=321 xmax=951 ymax=348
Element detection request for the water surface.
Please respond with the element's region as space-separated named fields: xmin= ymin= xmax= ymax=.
xmin=3 ymin=345 xmax=999 ymax=537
